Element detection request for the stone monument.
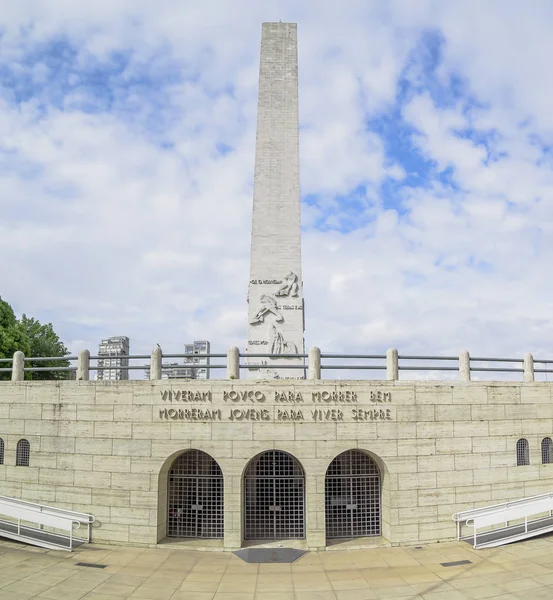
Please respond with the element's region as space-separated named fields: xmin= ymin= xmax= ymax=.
xmin=246 ymin=22 xmax=305 ymax=378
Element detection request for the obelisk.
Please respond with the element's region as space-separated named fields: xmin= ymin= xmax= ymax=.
xmin=246 ymin=22 xmax=305 ymax=379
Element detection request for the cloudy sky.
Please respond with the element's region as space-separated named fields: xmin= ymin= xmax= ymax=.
xmin=2 ymin=0 xmax=553 ymax=377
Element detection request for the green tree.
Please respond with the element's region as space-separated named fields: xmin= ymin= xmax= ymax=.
xmin=0 ymin=297 xmax=31 ymax=378
xmin=18 ymin=314 xmax=70 ymax=380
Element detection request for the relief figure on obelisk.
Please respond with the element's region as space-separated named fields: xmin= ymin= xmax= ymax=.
xmin=246 ymin=23 xmax=305 ymax=378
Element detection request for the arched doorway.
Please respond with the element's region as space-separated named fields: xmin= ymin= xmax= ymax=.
xmin=325 ymin=450 xmax=381 ymax=539
xmin=243 ymin=450 xmax=305 ymax=540
xmin=167 ymin=450 xmax=223 ymax=539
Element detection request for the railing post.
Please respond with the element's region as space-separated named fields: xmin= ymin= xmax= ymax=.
xmin=12 ymin=351 xmax=24 ymax=382
xmin=77 ymin=349 xmax=90 ymax=381
xmin=227 ymin=346 xmax=240 ymax=379
xmin=150 ymin=345 xmax=162 ymax=380
xmin=459 ymin=351 xmax=471 ymax=382
xmin=308 ymin=347 xmax=321 ymax=380
xmin=386 ymin=348 xmax=398 ymax=381
xmin=524 ymin=353 xmax=534 ymax=383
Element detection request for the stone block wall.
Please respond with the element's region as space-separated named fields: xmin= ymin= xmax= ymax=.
xmin=0 ymin=379 xmax=552 ymax=549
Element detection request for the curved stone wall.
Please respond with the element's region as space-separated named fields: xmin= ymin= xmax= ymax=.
xmin=0 ymin=379 xmax=552 ymax=549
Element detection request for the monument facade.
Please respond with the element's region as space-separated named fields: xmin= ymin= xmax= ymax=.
xmin=246 ymin=23 xmax=305 ymax=378
xmin=1 ymin=376 xmax=553 ymax=550
xmin=1 ymin=23 xmax=551 ymax=554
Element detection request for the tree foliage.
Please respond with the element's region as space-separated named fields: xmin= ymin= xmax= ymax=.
xmin=18 ymin=314 xmax=70 ymax=380
xmin=0 ymin=297 xmax=31 ymax=359
xmin=0 ymin=297 xmax=70 ymax=380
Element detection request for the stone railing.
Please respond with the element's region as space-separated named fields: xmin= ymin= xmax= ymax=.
xmin=0 ymin=348 xmax=548 ymax=382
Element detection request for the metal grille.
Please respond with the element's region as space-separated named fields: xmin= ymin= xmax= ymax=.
xmin=244 ymin=450 xmax=305 ymax=540
xmin=0 ymin=438 xmax=4 ymax=465
xmin=516 ymin=438 xmax=530 ymax=466
xmin=15 ymin=439 xmax=30 ymax=467
xmin=325 ymin=450 xmax=381 ymax=539
xmin=542 ymin=438 xmax=553 ymax=464
xmin=167 ymin=450 xmax=223 ymax=538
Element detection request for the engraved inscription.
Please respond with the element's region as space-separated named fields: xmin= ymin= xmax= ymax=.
xmin=228 ymin=408 xmax=270 ymax=421
xmin=160 ymin=408 xmax=221 ymax=420
xmin=223 ymin=390 xmax=266 ymax=403
xmin=277 ymin=409 xmax=304 ymax=421
xmin=274 ymin=391 xmax=304 ymax=403
xmin=160 ymin=390 xmax=212 ymax=402
xmin=370 ymin=391 xmax=392 ymax=403
xmin=312 ymin=409 xmax=344 ymax=421
xmin=352 ymin=408 xmax=393 ymax=421
xmin=312 ymin=391 xmax=357 ymax=403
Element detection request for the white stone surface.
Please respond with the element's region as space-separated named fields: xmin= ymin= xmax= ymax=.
xmin=246 ymin=23 xmax=305 ymax=378
xmin=0 ymin=378 xmax=553 ymax=550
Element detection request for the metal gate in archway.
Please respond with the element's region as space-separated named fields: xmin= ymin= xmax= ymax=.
xmin=244 ymin=450 xmax=305 ymax=540
xmin=167 ymin=450 xmax=223 ymax=538
xmin=325 ymin=450 xmax=381 ymax=539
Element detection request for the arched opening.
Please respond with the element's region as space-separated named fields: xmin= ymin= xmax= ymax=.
xmin=243 ymin=450 xmax=305 ymax=541
xmin=167 ymin=449 xmax=223 ymax=539
xmin=15 ymin=439 xmax=30 ymax=467
xmin=542 ymin=438 xmax=553 ymax=464
xmin=325 ymin=450 xmax=381 ymax=540
xmin=516 ymin=438 xmax=530 ymax=466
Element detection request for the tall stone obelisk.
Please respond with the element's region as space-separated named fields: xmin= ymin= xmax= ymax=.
xmin=246 ymin=22 xmax=305 ymax=379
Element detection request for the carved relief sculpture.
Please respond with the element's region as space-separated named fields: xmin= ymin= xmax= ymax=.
xmin=275 ymin=272 xmax=299 ymax=297
xmin=250 ymin=295 xmax=284 ymax=325
xmin=269 ymin=324 xmax=298 ymax=355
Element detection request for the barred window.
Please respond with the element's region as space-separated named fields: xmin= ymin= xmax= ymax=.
xmin=542 ymin=438 xmax=553 ymax=464
xmin=516 ymin=438 xmax=530 ymax=466
xmin=16 ymin=439 xmax=30 ymax=467
xmin=0 ymin=438 xmax=4 ymax=465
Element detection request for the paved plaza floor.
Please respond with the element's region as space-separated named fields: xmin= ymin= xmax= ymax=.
xmin=2 ymin=536 xmax=553 ymax=600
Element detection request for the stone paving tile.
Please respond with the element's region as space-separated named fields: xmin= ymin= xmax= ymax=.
xmin=419 ymin=590 xmax=469 ymax=600
xmin=128 ymin=585 xmax=175 ymax=599
xmin=256 ymin=580 xmax=295 ymax=592
xmin=253 ymin=593 xmax=296 ymax=600
xmin=88 ymin=582 xmax=139 ymax=596
xmin=212 ymin=594 xmax=255 ymax=600
xmin=1 ymin=592 xmax=41 ymax=600
xmin=373 ymin=584 xmax=419 ymax=598
xmin=497 ymin=577 xmax=544 ymax=592
xmin=330 ymin=579 xmax=371 ymax=591
xmin=5 ymin=538 xmax=553 ymax=599
xmin=217 ymin=581 xmax=258 ymax=594
xmin=462 ymin=584 xmax=510 ymax=599
xmin=291 ymin=592 xmax=338 ymax=599
xmin=334 ymin=590 xmax=378 ymax=600
xmin=171 ymin=593 xmax=215 ymax=600
xmin=81 ymin=595 xmax=134 ymax=600
xmin=179 ymin=580 xmax=220 ymax=593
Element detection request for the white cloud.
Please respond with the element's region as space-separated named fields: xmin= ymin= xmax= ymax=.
xmin=2 ymin=0 xmax=553 ymax=383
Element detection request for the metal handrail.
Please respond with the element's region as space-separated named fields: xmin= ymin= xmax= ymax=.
xmin=1 ymin=350 xmax=553 ymax=380
xmin=452 ymin=491 xmax=553 ymax=549
xmin=452 ymin=492 xmax=553 ymax=523
xmin=0 ymin=495 xmax=95 ymax=523
xmin=0 ymin=495 xmax=95 ymax=550
xmin=322 ymin=354 xmax=386 ymax=359
xmin=240 ymin=364 xmax=306 ymax=369
xmin=24 ymin=356 xmax=78 ymax=362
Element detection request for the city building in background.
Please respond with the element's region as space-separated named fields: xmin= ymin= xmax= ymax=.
xmin=96 ymin=336 xmax=130 ymax=381
xmin=184 ymin=340 xmax=210 ymax=379
xmin=144 ymin=340 xmax=211 ymax=379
